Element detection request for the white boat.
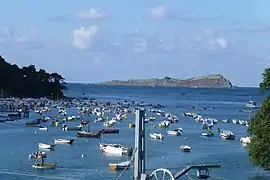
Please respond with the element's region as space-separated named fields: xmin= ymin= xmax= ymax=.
xmin=220 ymin=130 xmax=235 ymax=140
xmin=62 ymin=125 xmax=82 ymax=131
xmin=232 ymin=119 xmax=239 ymax=124
xmin=201 ymin=131 xmax=214 ymax=137
xmin=99 ymin=143 xmax=133 ymax=156
xmin=240 ymin=136 xmax=252 ymax=144
xmin=180 ymin=145 xmax=191 ymax=152
xmin=109 ymin=160 xmax=131 ymax=171
xmin=245 ymin=100 xmax=257 ymax=108
xmin=32 ymin=163 xmax=57 ymax=169
xmin=38 ymin=143 xmax=56 ymax=150
xmin=39 ymin=126 xmax=48 ymax=131
xmin=54 ymin=138 xmax=74 ymax=144
xmin=149 ymin=133 xmax=164 ymax=140
xmin=29 ymin=151 xmax=47 ymax=159
xmin=239 ymin=120 xmax=246 ymax=125
xmin=167 ymin=129 xmax=182 ymax=136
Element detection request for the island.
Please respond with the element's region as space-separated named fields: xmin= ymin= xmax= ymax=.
xmin=98 ymin=74 xmax=233 ymax=88
xmin=0 ymin=55 xmax=66 ymax=99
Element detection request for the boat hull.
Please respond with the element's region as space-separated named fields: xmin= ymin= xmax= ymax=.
xmin=32 ymin=163 xmax=56 ymax=169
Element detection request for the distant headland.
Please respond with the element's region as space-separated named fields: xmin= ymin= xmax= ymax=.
xmin=98 ymin=74 xmax=233 ymax=88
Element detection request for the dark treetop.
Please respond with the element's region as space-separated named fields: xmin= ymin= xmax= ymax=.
xmin=0 ymin=55 xmax=66 ymax=99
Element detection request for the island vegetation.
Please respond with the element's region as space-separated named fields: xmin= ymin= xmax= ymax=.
xmin=248 ymin=68 xmax=270 ymax=170
xmin=0 ymin=55 xmax=66 ymax=99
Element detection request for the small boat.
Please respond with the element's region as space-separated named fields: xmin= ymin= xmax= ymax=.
xmin=39 ymin=126 xmax=48 ymax=131
xmin=167 ymin=129 xmax=182 ymax=136
xmin=32 ymin=163 xmax=57 ymax=169
xmin=38 ymin=143 xmax=56 ymax=150
xmin=220 ymin=130 xmax=235 ymax=140
xmin=201 ymin=131 xmax=214 ymax=137
xmin=54 ymin=138 xmax=74 ymax=144
xmin=240 ymin=136 xmax=252 ymax=144
xmin=99 ymin=143 xmax=133 ymax=156
xmin=77 ymin=130 xmax=101 ymax=138
xmin=245 ymin=100 xmax=258 ymax=108
xmin=62 ymin=125 xmax=82 ymax=131
xmin=109 ymin=160 xmax=131 ymax=171
xmin=180 ymin=145 xmax=191 ymax=152
xmin=29 ymin=151 xmax=47 ymax=159
xmin=149 ymin=133 xmax=164 ymax=140
xmin=26 ymin=120 xmax=40 ymax=127
xmin=100 ymin=128 xmax=120 ymax=134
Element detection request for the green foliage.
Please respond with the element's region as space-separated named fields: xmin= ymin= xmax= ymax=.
xmin=0 ymin=55 xmax=66 ymax=99
xmin=248 ymin=68 xmax=270 ymax=170
xmin=259 ymin=68 xmax=270 ymax=92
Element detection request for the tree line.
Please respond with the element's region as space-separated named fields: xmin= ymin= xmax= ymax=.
xmin=248 ymin=68 xmax=270 ymax=170
xmin=0 ymin=55 xmax=66 ymax=99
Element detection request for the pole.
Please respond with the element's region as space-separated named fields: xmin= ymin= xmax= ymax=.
xmin=133 ymin=109 xmax=145 ymax=180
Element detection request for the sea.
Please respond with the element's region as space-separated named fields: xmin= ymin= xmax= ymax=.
xmin=0 ymin=84 xmax=269 ymax=180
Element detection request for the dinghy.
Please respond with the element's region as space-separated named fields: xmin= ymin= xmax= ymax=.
xmin=54 ymin=138 xmax=74 ymax=144
xmin=109 ymin=160 xmax=131 ymax=171
xmin=32 ymin=163 xmax=57 ymax=169
xmin=180 ymin=145 xmax=191 ymax=152
xmin=38 ymin=143 xmax=56 ymax=150
xmin=149 ymin=133 xmax=164 ymax=140
xmin=39 ymin=126 xmax=48 ymax=131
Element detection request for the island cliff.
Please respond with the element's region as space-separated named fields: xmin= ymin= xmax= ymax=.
xmin=99 ymin=74 xmax=233 ymax=88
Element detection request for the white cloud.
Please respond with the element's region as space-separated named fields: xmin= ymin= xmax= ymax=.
xmin=72 ymin=26 xmax=99 ymax=50
xmin=150 ymin=6 xmax=168 ymax=19
xmin=77 ymin=8 xmax=105 ymax=20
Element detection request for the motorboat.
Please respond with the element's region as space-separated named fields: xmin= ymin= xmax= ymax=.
xmin=54 ymin=138 xmax=74 ymax=144
xmin=167 ymin=129 xmax=182 ymax=136
xmin=201 ymin=131 xmax=214 ymax=137
xmin=109 ymin=160 xmax=131 ymax=171
xmin=99 ymin=143 xmax=133 ymax=156
xmin=240 ymin=136 xmax=252 ymax=144
xmin=220 ymin=130 xmax=235 ymax=140
xmin=245 ymin=100 xmax=257 ymax=108
xmin=29 ymin=151 xmax=47 ymax=159
xmin=180 ymin=145 xmax=191 ymax=152
xmin=39 ymin=126 xmax=48 ymax=131
xmin=32 ymin=163 xmax=57 ymax=169
xmin=149 ymin=133 xmax=164 ymax=140
xmin=38 ymin=143 xmax=56 ymax=150
xmin=77 ymin=130 xmax=101 ymax=138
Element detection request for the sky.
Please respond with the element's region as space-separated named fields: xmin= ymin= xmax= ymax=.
xmin=0 ymin=0 xmax=269 ymax=87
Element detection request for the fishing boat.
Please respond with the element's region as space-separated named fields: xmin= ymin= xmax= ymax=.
xmin=109 ymin=160 xmax=131 ymax=171
xmin=245 ymin=97 xmax=258 ymax=108
xmin=99 ymin=143 xmax=133 ymax=156
xmin=180 ymin=145 xmax=191 ymax=152
xmin=38 ymin=143 xmax=56 ymax=150
xmin=149 ymin=133 xmax=164 ymax=140
xmin=77 ymin=117 xmax=102 ymax=138
xmin=220 ymin=130 xmax=235 ymax=140
xmin=54 ymin=138 xmax=74 ymax=144
xmin=100 ymin=128 xmax=120 ymax=134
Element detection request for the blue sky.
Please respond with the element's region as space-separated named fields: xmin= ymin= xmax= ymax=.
xmin=0 ymin=0 xmax=269 ymax=87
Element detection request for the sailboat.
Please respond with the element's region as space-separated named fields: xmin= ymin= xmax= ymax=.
xmin=76 ymin=116 xmax=102 ymax=138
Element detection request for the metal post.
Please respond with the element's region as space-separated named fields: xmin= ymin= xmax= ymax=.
xmin=133 ymin=109 xmax=145 ymax=180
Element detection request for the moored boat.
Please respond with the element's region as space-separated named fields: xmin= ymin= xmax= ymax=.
xmin=100 ymin=128 xmax=119 ymax=134
xmin=109 ymin=160 xmax=131 ymax=171
xmin=180 ymin=145 xmax=191 ymax=152
xmin=62 ymin=125 xmax=82 ymax=131
xmin=149 ymin=133 xmax=164 ymax=140
xmin=201 ymin=131 xmax=214 ymax=137
xmin=38 ymin=143 xmax=56 ymax=150
xmin=99 ymin=143 xmax=133 ymax=156
xmin=32 ymin=163 xmax=57 ymax=169
xmin=77 ymin=130 xmax=101 ymax=138
xmin=54 ymin=138 xmax=74 ymax=144
xmin=39 ymin=126 xmax=48 ymax=131
xmin=167 ymin=129 xmax=182 ymax=136
xmin=220 ymin=130 xmax=235 ymax=140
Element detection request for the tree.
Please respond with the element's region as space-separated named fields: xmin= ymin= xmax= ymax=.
xmin=248 ymin=68 xmax=270 ymax=170
xmin=0 ymin=55 xmax=67 ymax=99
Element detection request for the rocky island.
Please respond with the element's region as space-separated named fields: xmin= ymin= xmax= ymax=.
xmin=99 ymin=74 xmax=233 ymax=88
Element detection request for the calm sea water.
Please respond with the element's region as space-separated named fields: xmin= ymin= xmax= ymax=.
xmin=0 ymin=84 xmax=269 ymax=180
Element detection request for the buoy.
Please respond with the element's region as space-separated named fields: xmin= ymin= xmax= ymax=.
xmin=185 ymin=137 xmax=187 ymax=140
xmin=81 ymin=154 xmax=84 ymax=158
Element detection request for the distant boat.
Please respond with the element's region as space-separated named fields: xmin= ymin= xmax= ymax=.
xmin=38 ymin=143 xmax=56 ymax=150
xmin=240 ymin=136 xmax=252 ymax=144
xmin=99 ymin=143 xmax=133 ymax=156
xmin=167 ymin=129 xmax=182 ymax=136
xmin=245 ymin=97 xmax=259 ymax=108
xmin=77 ymin=130 xmax=101 ymax=138
xmin=201 ymin=131 xmax=214 ymax=137
xmin=39 ymin=126 xmax=48 ymax=131
xmin=149 ymin=133 xmax=164 ymax=140
xmin=54 ymin=138 xmax=74 ymax=144
xmin=100 ymin=128 xmax=120 ymax=134
xmin=32 ymin=163 xmax=57 ymax=169
xmin=180 ymin=145 xmax=191 ymax=152
xmin=220 ymin=130 xmax=235 ymax=140
xmin=109 ymin=160 xmax=131 ymax=171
